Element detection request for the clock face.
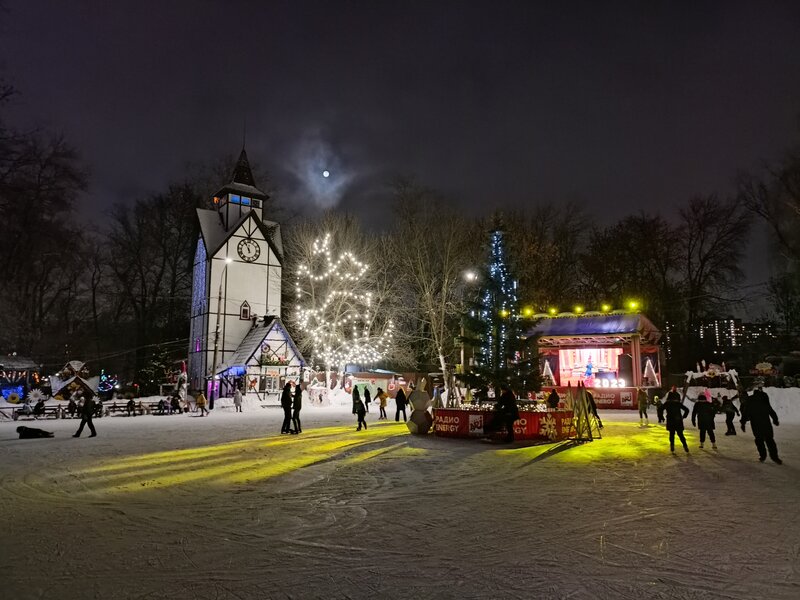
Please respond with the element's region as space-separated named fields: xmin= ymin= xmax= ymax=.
xmin=237 ymin=238 xmax=261 ymax=262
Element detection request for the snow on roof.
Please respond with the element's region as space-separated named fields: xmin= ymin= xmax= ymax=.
xmin=216 ymin=317 xmax=304 ymax=374
xmin=197 ymin=209 xmax=283 ymax=262
xmin=197 ymin=208 xmax=228 ymax=256
xmin=0 ymin=356 xmax=38 ymax=369
xmin=527 ymin=313 xmax=661 ymax=344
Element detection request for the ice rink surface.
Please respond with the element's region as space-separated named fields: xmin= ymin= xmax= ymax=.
xmin=1 ymin=403 xmax=798 ymax=600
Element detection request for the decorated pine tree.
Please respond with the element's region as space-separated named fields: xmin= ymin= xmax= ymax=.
xmin=460 ymin=222 xmax=540 ymax=397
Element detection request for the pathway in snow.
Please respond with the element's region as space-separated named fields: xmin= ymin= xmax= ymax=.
xmin=1 ymin=407 xmax=798 ymax=599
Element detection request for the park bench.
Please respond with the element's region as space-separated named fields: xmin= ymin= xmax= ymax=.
xmin=12 ymin=406 xmax=61 ymax=421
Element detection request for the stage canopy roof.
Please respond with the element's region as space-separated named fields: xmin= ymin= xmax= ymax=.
xmin=525 ymin=312 xmax=661 ymax=347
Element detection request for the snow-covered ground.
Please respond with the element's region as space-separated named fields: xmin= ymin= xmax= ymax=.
xmin=1 ymin=397 xmax=798 ymax=599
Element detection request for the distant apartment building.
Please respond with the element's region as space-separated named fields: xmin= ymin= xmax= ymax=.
xmin=662 ymin=318 xmax=777 ymax=364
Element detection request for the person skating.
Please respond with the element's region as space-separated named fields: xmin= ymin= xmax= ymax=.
xmin=280 ymin=383 xmax=294 ymax=434
xmin=665 ymin=385 xmax=682 ymax=404
xmin=721 ymin=394 xmax=740 ymax=435
xmin=291 ymin=383 xmax=303 ymax=434
xmin=352 ymin=386 xmax=361 ymax=416
xmin=376 ymin=387 xmax=388 ymax=420
xmin=741 ymin=384 xmax=782 ymax=464
xmin=637 ymin=387 xmax=649 ymax=426
xmin=72 ymin=395 xmax=97 ymax=438
xmin=655 ymin=395 xmax=665 ymax=424
xmin=233 ymin=387 xmax=243 ymax=413
xmin=364 ymin=387 xmax=371 ymax=413
xmin=355 ymin=396 xmax=367 ymax=431
xmin=195 ymin=391 xmax=209 ymax=416
xmin=692 ymin=394 xmax=717 ymax=449
xmin=663 ymin=393 xmax=689 ymax=453
xmin=394 ymin=388 xmax=408 ymax=422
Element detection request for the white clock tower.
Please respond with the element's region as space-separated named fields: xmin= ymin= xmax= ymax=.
xmin=188 ymin=149 xmax=304 ymax=404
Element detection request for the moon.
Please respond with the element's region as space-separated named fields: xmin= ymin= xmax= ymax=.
xmin=322 ymin=170 xmax=330 ymax=178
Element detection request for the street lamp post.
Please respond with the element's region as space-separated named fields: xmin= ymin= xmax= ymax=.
xmin=209 ymin=258 xmax=233 ymax=409
xmin=460 ymin=269 xmax=479 ymax=379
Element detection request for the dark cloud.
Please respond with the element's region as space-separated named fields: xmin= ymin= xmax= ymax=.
xmin=2 ymin=0 xmax=799 ymax=303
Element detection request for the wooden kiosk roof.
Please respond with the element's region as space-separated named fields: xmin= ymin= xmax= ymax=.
xmin=525 ymin=312 xmax=661 ymax=347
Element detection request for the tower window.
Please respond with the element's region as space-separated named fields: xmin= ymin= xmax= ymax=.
xmin=240 ymin=301 xmax=251 ymax=320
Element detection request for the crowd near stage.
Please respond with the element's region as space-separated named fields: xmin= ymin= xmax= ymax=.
xmin=433 ymin=407 xmax=574 ymax=441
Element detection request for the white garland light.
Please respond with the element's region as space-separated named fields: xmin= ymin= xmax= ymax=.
xmin=295 ymin=233 xmax=395 ymax=370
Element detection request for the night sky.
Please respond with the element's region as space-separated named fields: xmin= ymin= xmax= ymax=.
xmin=2 ymin=1 xmax=800 ymax=302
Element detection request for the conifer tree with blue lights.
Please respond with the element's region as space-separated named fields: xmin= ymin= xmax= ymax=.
xmin=460 ymin=219 xmax=540 ymax=398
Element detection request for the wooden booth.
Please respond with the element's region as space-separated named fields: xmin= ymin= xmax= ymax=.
xmin=528 ymin=312 xmax=662 ymax=410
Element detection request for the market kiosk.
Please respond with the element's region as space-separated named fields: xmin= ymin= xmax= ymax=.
xmin=433 ymin=406 xmax=574 ymax=441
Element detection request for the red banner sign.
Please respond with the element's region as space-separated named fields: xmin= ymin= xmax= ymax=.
xmin=433 ymin=409 xmax=573 ymax=441
xmin=545 ymin=386 xmax=637 ymax=409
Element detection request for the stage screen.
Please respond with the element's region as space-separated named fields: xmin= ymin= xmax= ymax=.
xmin=558 ymin=347 xmax=623 ymax=387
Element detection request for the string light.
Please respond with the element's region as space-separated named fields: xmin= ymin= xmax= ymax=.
xmin=294 ymin=233 xmax=395 ymax=370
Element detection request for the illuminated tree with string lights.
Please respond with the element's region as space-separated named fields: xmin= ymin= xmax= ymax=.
xmin=460 ymin=221 xmax=540 ymax=397
xmin=294 ymin=232 xmax=395 ymax=382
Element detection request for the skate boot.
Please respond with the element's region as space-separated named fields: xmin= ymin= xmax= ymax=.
xmin=712 ymin=443 xmax=717 ymax=449
xmin=699 ymin=443 xmax=704 ymax=449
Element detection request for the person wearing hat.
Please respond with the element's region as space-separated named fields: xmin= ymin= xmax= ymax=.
xmin=663 ymin=391 xmax=689 ymax=453
xmin=692 ymin=393 xmax=717 ymax=449
xmin=741 ymin=384 xmax=782 ymax=464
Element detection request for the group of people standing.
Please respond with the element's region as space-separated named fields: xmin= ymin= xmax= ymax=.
xmin=658 ymin=384 xmax=782 ymax=463
xmin=351 ymin=386 xmax=409 ymax=431
xmin=280 ymin=382 xmax=303 ymax=434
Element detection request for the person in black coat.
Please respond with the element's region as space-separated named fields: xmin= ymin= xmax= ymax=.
xmin=32 ymin=399 xmax=46 ymax=418
xmin=547 ymin=389 xmax=560 ymax=410
xmin=721 ymin=394 xmax=740 ymax=435
xmin=72 ymin=396 xmax=97 ymax=438
xmin=394 ymin=388 xmax=408 ymax=422
xmin=364 ymin=387 xmax=371 ymax=413
xmin=355 ymin=397 xmax=367 ymax=430
xmin=663 ymin=395 xmax=689 ymax=453
xmin=352 ymin=387 xmax=361 ymax=415
xmin=17 ymin=426 xmax=54 ymax=439
xmin=692 ymin=396 xmax=717 ymax=449
xmin=741 ymin=385 xmax=781 ymax=464
xmin=655 ymin=395 xmax=665 ymax=424
xmin=280 ymin=383 xmax=294 ymax=434
xmin=484 ymin=384 xmax=519 ymax=442
xmin=291 ymin=383 xmax=303 ymax=434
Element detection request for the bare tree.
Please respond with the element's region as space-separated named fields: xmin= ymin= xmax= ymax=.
xmin=680 ymin=195 xmax=752 ymax=325
xmin=504 ymin=203 xmax=588 ymax=311
xmin=388 ymin=179 xmax=482 ymax=390
xmin=105 ymin=184 xmax=204 ymax=375
xmin=577 ymin=213 xmax=683 ymax=324
xmin=739 ymin=147 xmax=800 ymax=268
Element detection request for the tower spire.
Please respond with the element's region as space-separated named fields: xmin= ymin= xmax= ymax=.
xmin=231 ymin=148 xmax=256 ymax=187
